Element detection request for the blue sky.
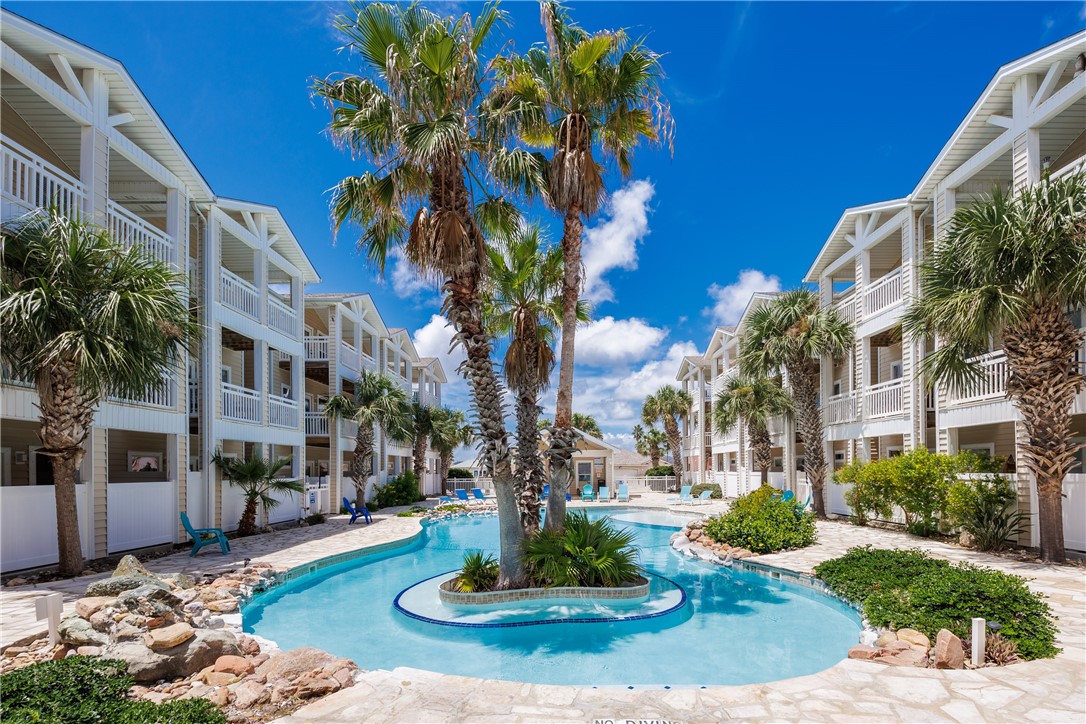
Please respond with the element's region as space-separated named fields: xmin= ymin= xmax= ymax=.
xmin=9 ymin=1 xmax=1084 ymax=448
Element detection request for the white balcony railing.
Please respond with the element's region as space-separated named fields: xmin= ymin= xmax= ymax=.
xmin=824 ymin=391 xmax=859 ymax=425
xmin=863 ymin=268 xmax=903 ymax=317
xmin=189 ymin=382 xmax=199 ymax=416
xmin=865 ymin=378 xmax=904 ymax=419
xmin=221 ymin=382 xmax=261 ymax=423
xmin=832 ymin=289 xmax=857 ymax=324
xmin=305 ymin=411 xmax=329 ymax=436
xmin=106 ymin=200 xmax=173 ymax=264
xmin=1 ymin=138 xmax=84 ymax=218
xmin=361 ymin=352 xmax=377 ymax=372
xmin=340 ymin=341 xmax=359 ymax=372
xmin=268 ymin=296 xmax=297 ymax=338
xmin=220 ymin=268 xmax=260 ymax=320
xmin=268 ymin=394 xmax=300 ymax=429
xmin=947 ymin=351 xmax=1008 ymax=405
xmin=111 ymin=373 xmax=174 ymax=409
xmin=304 ymin=336 xmax=329 ymax=361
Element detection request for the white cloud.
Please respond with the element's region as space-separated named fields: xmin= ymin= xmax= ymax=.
xmin=704 ymin=269 xmax=782 ymax=325
xmin=574 ymin=316 xmax=666 ymax=367
xmin=603 ymin=432 xmax=635 ymax=450
xmin=412 ymin=314 xmax=468 ymax=409
xmin=389 ymin=248 xmax=439 ymax=301
xmin=582 ymin=180 xmax=655 ymax=303
xmin=612 ymin=341 xmax=700 ymax=402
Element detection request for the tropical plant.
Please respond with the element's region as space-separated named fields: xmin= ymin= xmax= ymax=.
xmin=644 ymin=464 xmax=675 ymax=477
xmin=323 ymin=370 xmax=412 ymax=505
xmin=453 ymin=550 xmax=500 ymax=592
xmin=408 ymin=401 xmax=436 ymax=495
xmin=641 ymin=385 xmax=693 ymax=482
xmin=211 ymin=453 xmax=303 ymax=536
xmin=489 ymin=0 xmax=673 ymax=529
xmin=430 ymin=409 xmax=475 ymax=488
xmin=633 ymin=424 xmax=668 ymax=467
xmin=703 ymin=484 xmax=817 ymax=553
xmin=537 ymin=417 xmax=553 ymax=429
xmin=571 ymin=412 xmax=602 ymax=438
xmin=0 ymin=210 xmax=199 ymax=575
xmin=373 ymin=470 xmax=425 ymax=509
xmin=740 ymin=289 xmax=853 ymax=517
xmin=832 ymin=458 xmax=895 ymax=526
xmin=946 ymin=476 xmax=1026 ymax=551
xmin=523 ymin=511 xmax=641 ymax=588
xmin=903 ymin=171 xmax=1086 ymax=563
xmin=446 ymin=466 xmax=475 ymax=479
xmin=712 ymin=375 xmax=792 ymax=485
xmin=314 ymin=2 xmax=538 ymax=586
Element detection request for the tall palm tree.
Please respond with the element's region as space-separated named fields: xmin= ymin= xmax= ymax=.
xmin=483 ymin=225 xmax=584 ymax=533
xmin=903 ymin=172 xmax=1086 ymax=563
xmin=634 ymin=425 xmax=667 ymax=467
xmin=430 ymin=408 xmax=475 ymax=491
xmin=409 ymin=401 xmax=436 ymax=495
xmin=713 ymin=375 xmax=792 ymax=485
xmin=323 ymin=371 xmax=412 ymax=506
xmin=210 ymin=453 xmax=303 ymax=536
xmin=571 ymin=412 xmax=602 ymax=438
xmin=741 ymin=290 xmax=853 ymax=517
xmin=489 ymin=0 xmax=673 ymax=527
xmin=0 ymin=210 xmax=198 ymax=575
xmin=314 ymin=2 xmax=541 ymax=586
xmin=641 ymin=386 xmax=692 ymax=482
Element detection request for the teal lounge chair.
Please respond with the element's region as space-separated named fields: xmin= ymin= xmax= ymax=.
xmin=180 ymin=512 xmax=229 ymax=557
xmin=770 ymin=489 xmax=795 ymax=503
xmin=581 ymin=484 xmax=594 ymax=502
xmin=598 ymin=485 xmax=610 ymax=502
xmin=667 ymin=485 xmax=693 ymax=504
xmin=617 ymin=483 xmax=630 ymax=502
xmin=695 ymin=489 xmax=713 ymax=504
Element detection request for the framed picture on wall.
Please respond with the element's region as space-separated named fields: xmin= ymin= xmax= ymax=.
xmin=128 ymin=451 xmax=162 ymax=473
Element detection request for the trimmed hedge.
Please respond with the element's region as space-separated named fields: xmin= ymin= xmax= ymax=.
xmin=703 ymin=484 xmax=816 ymax=553
xmin=447 ymin=468 xmax=474 ymax=479
xmin=814 ymin=547 xmax=1059 ymax=660
xmin=645 ymin=465 xmax=674 ymax=477
xmin=690 ymin=483 xmax=722 ymax=499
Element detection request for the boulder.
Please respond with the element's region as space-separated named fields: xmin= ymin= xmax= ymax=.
xmin=117 ymin=585 xmax=182 ymax=618
xmin=214 ymin=654 xmax=254 ymax=676
xmin=88 ymin=610 xmax=114 ymax=633
xmin=295 ymin=674 xmax=339 ymax=699
xmin=163 ymin=573 xmax=195 ymax=590
xmin=76 ymin=645 xmax=102 ymax=656
xmin=203 ymin=671 xmax=239 ymax=687
xmin=112 ymin=555 xmax=153 ymax=578
xmin=58 ymin=614 xmax=109 ymax=647
xmin=74 ymin=596 xmax=116 ymax=619
xmin=847 ymin=645 xmax=882 ymax=661
xmin=874 ymin=631 xmax=898 ymax=647
xmin=885 ymin=640 xmax=912 ymax=652
xmin=144 ymin=622 xmax=195 ymax=651
xmin=934 ymin=629 xmax=965 ymax=670
xmin=86 ymin=574 xmax=165 ymax=598
xmin=204 ymin=687 xmax=229 ymax=707
xmin=896 ymin=628 xmax=930 ymax=648
xmin=882 ymin=648 xmax=927 ymax=667
xmin=206 ymin=598 xmax=238 ymax=613
xmin=232 ymin=680 xmax=269 ymax=709
xmin=102 ymin=629 xmax=240 ymax=682
xmin=256 ymin=647 xmax=354 ymax=681
xmin=174 ymin=589 xmax=200 ymax=605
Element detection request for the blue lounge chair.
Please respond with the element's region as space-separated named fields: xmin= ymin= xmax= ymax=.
xmin=598 ymin=485 xmax=610 ymax=502
xmin=472 ymin=488 xmax=487 ymax=502
xmin=343 ymin=497 xmax=372 ymax=524
xmin=180 ymin=512 xmax=229 ymax=557
xmin=542 ymin=484 xmax=550 ymax=499
xmin=581 ymin=484 xmax=594 ymax=502
xmin=617 ymin=483 xmax=630 ymax=502
xmin=695 ymin=489 xmax=713 ymax=504
xmin=439 ymin=496 xmax=454 ymax=504
xmin=668 ymin=485 xmax=693 ymax=504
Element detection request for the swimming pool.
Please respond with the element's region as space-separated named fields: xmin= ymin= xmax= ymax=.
xmin=243 ymin=508 xmax=861 ymax=687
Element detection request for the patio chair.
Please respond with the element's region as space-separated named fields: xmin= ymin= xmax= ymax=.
xmin=770 ymin=489 xmax=795 ymax=503
xmin=542 ymin=484 xmax=549 ymax=500
xmin=455 ymin=489 xmax=478 ymax=505
xmin=617 ymin=483 xmax=630 ymax=502
xmin=343 ymin=498 xmax=372 ymax=524
xmin=598 ymin=485 xmax=610 ymax=502
xmin=667 ymin=485 xmax=693 ymax=504
xmin=695 ymin=489 xmax=713 ymax=505
xmin=471 ymin=488 xmax=488 ymax=503
xmin=581 ymin=484 xmax=595 ymax=502
xmin=180 ymin=512 xmax=229 ymax=557
xmin=439 ymin=496 xmax=454 ymax=504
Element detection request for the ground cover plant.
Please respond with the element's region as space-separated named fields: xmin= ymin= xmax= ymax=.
xmin=703 ymin=484 xmax=816 ymax=553
xmin=814 ymin=547 xmax=1059 ymax=660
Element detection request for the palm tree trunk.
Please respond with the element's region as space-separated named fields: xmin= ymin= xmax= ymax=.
xmin=749 ymin=420 xmax=772 ymax=485
xmin=662 ymin=417 xmax=683 ymax=487
xmin=238 ymin=497 xmax=259 ymax=537
xmin=439 ymin=451 xmax=452 ymax=493
xmin=1004 ymin=301 xmax=1085 ymax=564
xmin=787 ymin=358 xmax=827 ymax=517
xmin=650 ymin=448 xmax=660 ymax=468
xmin=351 ymin=423 xmax=374 ymax=505
xmin=516 ymin=386 xmax=545 ymax=535
xmin=412 ymin=429 xmax=427 ymax=497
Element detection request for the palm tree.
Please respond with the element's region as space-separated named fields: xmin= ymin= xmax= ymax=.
xmin=740 ymin=290 xmax=853 ymax=517
xmin=903 ymin=172 xmax=1086 ymax=563
xmin=430 ymin=408 xmax=475 ymax=491
xmin=571 ymin=412 xmax=602 ymax=438
xmin=713 ymin=375 xmax=792 ymax=485
xmin=489 ymin=0 xmax=673 ymax=527
xmin=641 ymin=386 xmax=692 ymax=483
xmin=0 ymin=209 xmax=198 ymax=575
xmin=211 ymin=453 xmax=303 ymax=536
xmin=314 ymin=3 xmax=540 ymax=586
xmin=409 ymin=401 xmax=436 ymax=495
xmin=323 ymin=371 xmax=412 ymax=506
xmin=634 ymin=425 xmax=667 ymax=467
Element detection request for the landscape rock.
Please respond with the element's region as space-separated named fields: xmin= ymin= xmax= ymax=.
xmin=74 ymin=596 xmax=116 ymax=619
xmin=86 ymin=574 xmax=166 ymax=597
xmin=6 ymin=577 xmax=29 ymax=587
xmin=232 ymin=679 xmax=269 ymax=708
xmin=214 ymin=655 xmax=255 ymax=676
xmin=204 ymin=687 xmax=229 ymax=707
xmin=112 ymin=555 xmax=153 ymax=578
xmin=934 ymin=628 xmax=965 ymax=669
xmin=295 ymin=675 xmax=339 ymax=699
xmin=102 ymin=629 xmax=240 ymax=682
xmin=144 ymin=622 xmax=195 ymax=651
xmin=58 ymin=614 xmax=109 ymax=647
xmin=847 ymin=644 xmax=882 ymax=661
xmin=76 ymin=645 xmax=102 ymax=656
xmin=206 ymin=598 xmax=238 ymax=613
xmin=117 ymin=585 xmax=181 ymax=618
xmin=256 ymin=647 xmax=354 ymax=682
xmin=163 ymin=573 xmax=195 ymax=590
xmin=874 ymin=631 xmax=898 ymax=647
xmin=895 ymin=628 xmax=930 ymax=648
xmin=175 ymin=589 xmax=200 ymax=604
xmin=203 ymin=671 xmax=239 ymax=687
xmin=882 ymin=648 xmax=927 ymax=667
xmin=88 ymin=610 xmax=114 ymax=632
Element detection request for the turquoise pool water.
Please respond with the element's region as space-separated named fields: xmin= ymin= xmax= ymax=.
xmin=243 ymin=508 xmax=861 ymax=686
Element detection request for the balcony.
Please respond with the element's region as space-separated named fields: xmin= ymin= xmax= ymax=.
xmin=832 ymin=289 xmax=857 ymax=324
xmin=220 ymin=268 xmax=260 ymax=320
xmin=1 ymin=138 xmax=84 ymax=218
xmin=189 ymin=382 xmax=199 ymax=416
xmin=305 ymin=411 xmax=329 ymax=436
xmin=361 ymin=352 xmax=377 ymax=372
xmin=946 ymin=351 xmax=1007 ymax=405
xmin=268 ymin=296 xmax=297 ymax=338
xmin=340 ymin=341 xmax=360 ymax=373
xmin=268 ymin=394 xmax=300 ymax=429
xmin=863 ymin=268 xmax=903 ymax=318
xmin=111 ymin=373 xmax=174 ymax=409
xmin=221 ymin=382 xmax=261 ymax=423
xmin=413 ymin=389 xmax=440 ymax=408
xmin=824 ymin=391 xmax=859 ymax=425
xmin=304 ymin=336 xmax=329 ymax=362
xmin=106 ymin=200 xmax=173 ymax=265
xmin=864 ymin=379 xmax=904 ymax=419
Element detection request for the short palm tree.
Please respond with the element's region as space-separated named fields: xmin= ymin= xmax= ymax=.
xmin=430 ymin=408 xmax=475 ymax=489
xmin=903 ymin=171 xmax=1086 ymax=563
xmin=741 ymin=290 xmax=853 ymax=517
xmin=409 ymin=401 xmax=436 ymax=495
xmin=633 ymin=424 xmax=667 ymax=467
xmin=211 ymin=453 xmax=303 ymax=536
xmin=489 ymin=0 xmax=672 ymax=527
xmin=571 ymin=412 xmax=602 ymax=438
xmin=0 ymin=209 xmax=199 ymax=575
xmin=313 ymin=2 xmax=539 ymax=586
xmin=641 ymin=386 xmax=693 ymax=482
xmin=323 ymin=371 xmax=412 ymax=505
xmin=713 ymin=375 xmax=793 ymax=485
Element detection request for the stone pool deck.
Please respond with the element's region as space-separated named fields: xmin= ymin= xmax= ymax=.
xmin=3 ymin=495 xmax=1084 ymax=722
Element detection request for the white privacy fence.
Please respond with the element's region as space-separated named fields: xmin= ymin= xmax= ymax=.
xmin=107 ymin=481 xmax=176 ymax=553
xmin=1 ymin=484 xmax=91 ymax=572
xmin=266 ymin=483 xmax=301 ymax=525
xmin=623 ymin=476 xmax=678 ymax=493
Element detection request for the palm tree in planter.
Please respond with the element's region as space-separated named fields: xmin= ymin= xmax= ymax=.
xmin=429 ymin=408 xmax=475 ymax=493
xmin=641 ymin=386 xmax=693 ymax=484
xmin=740 ymin=290 xmax=853 ymax=517
xmin=323 ymin=371 xmax=412 ymax=506
xmin=713 ymin=375 xmax=792 ymax=485
xmin=634 ymin=425 xmax=667 ymax=468
xmin=903 ymin=171 xmax=1086 ymax=563
xmin=314 ymin=3 xmax=540 ymax=586
xmin=0 ymin=209 xmax=198 ymax=575
xmin=408 ymin=401 xmax=436 ymax=496
xmin=489 ymin=0 xmax=673 ymax=528
xmin=211 ymin=453 xmax=303 ymax=536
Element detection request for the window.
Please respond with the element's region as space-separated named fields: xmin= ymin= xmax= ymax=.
xmin=886 ymin=446 xmax=903 ymax=458
xmin=220 ymin=366 xmax=232 ymax=385
xmin=834 ymin=451 xmax=846 ymax=470
xmin=890 ymin=361 xmax=903 ymax=380
xmin=832 ymin=380 xmax=842 ymax=396
xmin=280 ymin=384 xmax=291 ymax=399
xmin=960 ymin=443 xmax=995 ymax=462
xmin=0 ymin=448 xmax=10 ymax=487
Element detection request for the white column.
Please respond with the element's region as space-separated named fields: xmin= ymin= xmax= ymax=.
xmin=254 ymin=248 xmax=268 ymax=324
xmin=79 ymin=69 xmax=109 ymax=225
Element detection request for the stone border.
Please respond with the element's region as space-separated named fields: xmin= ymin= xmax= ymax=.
xmin=437 ymin=574 xmax=651 ymax=605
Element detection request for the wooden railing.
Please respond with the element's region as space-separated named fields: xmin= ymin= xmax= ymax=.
xmin=946 ymin=351 xmax=1008 ymax=404
xmin=304 ymin=336 xmax=329 ymax=361
xmin=220 ymin=268 xmax=260 ymax=319
xmin=863 ymin=268 xmax=903 ymax=317
xmin=1 ymin=138 xmax=84 ymax=218
xmin=221 ymin=382 xmax=261 ymax=423
xmin=268 ymin=394 xmax=300 ymax=429
xmin=865 ymin=378 xmax=904 ymax=418
xmin=106 ymin=200 xmax=173 ymax=264
xmin=824 ymin=391 xmax=859 ymax=425
xmin=268 ymin=296 xmax=297 ymax=338
xmin=305 ymin=412 xmax=329 ymax=436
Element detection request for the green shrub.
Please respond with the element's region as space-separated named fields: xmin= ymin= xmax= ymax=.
xmin=373 ymin=471 xmax=424 ymax=508
xmin=305 ymin=513 xmax=326 ymax=525
xmin=645 ymin=465 xmax=674 ymax=477
xmin=946 ymin=476 xmax=1025 ymax=551
xmin=523 ymin=511 xmax=641 ymax=588
xmin=0 ymin=656 xmax=226 ymax=723
xmin=690 ymin=483 xmax=722 ymax=499
xmin=447 ymin=468 xmax=474 ymax=479
xmin=452 ymin=550 xmax=499 ymax=592
xmin=833 ymin=459 xmax=894 ymax=525
xmin=702 ymin=484 xmax=816 ymax=553
xmin=814 ymin=547 xmax=1059 ymax=660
